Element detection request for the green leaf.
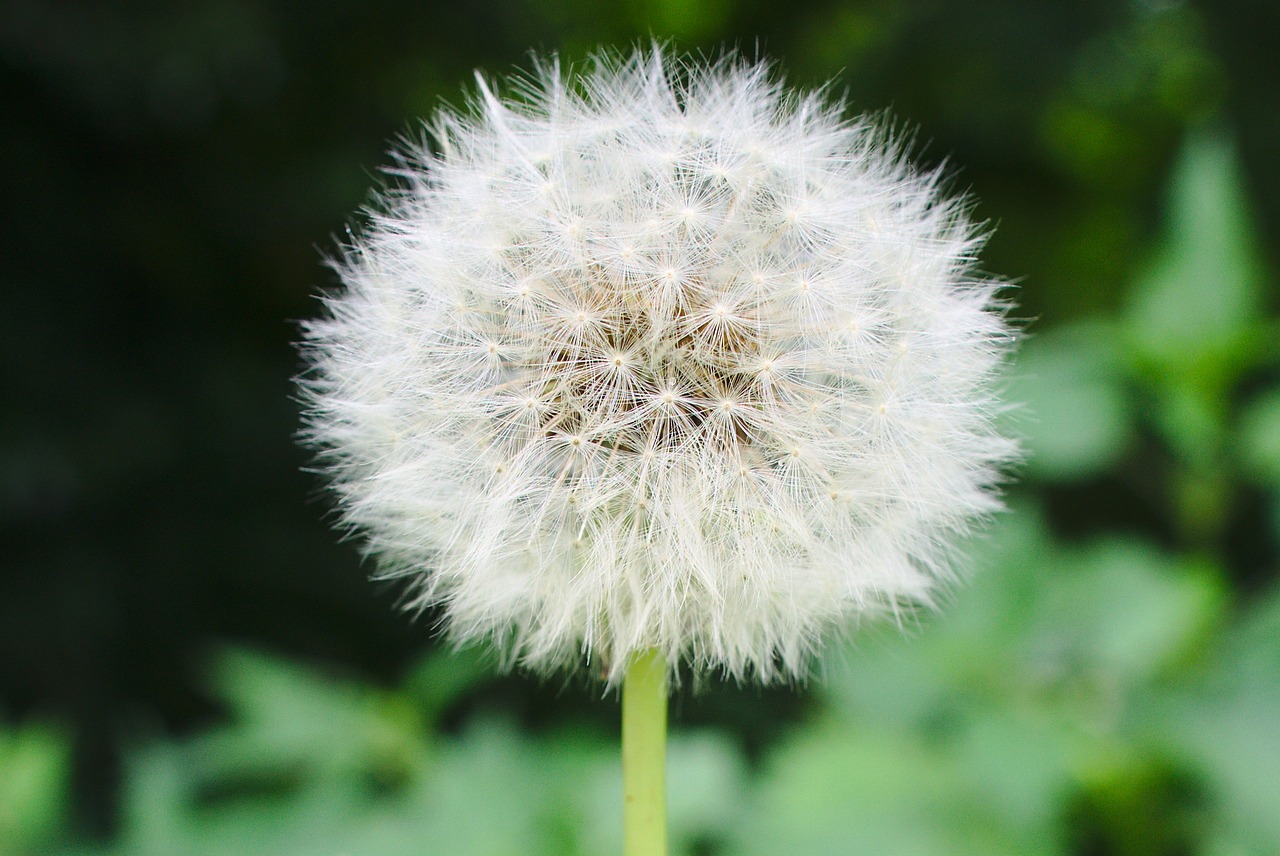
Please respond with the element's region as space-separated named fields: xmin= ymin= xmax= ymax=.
xmin=1152 ymin=586 xmax=1280 ymax=852
xmin=1237 ymin=388 xmax=1280 ymax=487
xmin=1027 ymin=540 xmax=1225 ymax=687
xmin=822 ymin=502 xmax=1057 ymax=729
xmin=411 ymin=719 xmax=578 ymax=856
xmin=98 ymin=671 xmax=614 ymax=856
xmin=832 ymin=511 xmax=1225 ymax=705
xmin=401 ymin=644 xmax=494 ymax=722
xmin=731 ymin=718 xmax=1060 ymax=856
xmin=1126 ymin=130 xmax=1263 ymax=375
xmin=948 ymin=706 xmax=1084 ymax=834
xmin=1009 ymin=320 xmax=1132 ymax=481
xmin=0 ymin=721 xmax=71 ymax=855
xmin=201 ymin=649 xmax=425 ymax=782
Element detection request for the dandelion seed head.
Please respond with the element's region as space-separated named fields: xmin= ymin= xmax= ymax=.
xmin=300 ymin=46 xmax=1018 ymax=685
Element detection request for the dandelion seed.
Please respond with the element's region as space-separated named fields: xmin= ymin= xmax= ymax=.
xmin=299 ymin=46 xmax=1018 ymax=688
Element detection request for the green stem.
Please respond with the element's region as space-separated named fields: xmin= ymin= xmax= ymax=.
xmin=622 ymin=648 xmax=668 ymax=856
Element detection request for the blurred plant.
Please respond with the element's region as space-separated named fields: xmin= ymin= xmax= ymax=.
xmin=0 ymin=719 xmax=70 ymax=856
xmin=1012 ymin=130 xmax=1278 ymax=549
xmin=58 ymin=124 xmax=1276 ymax=856
xmin=52 ymin=648 xmax=748 ymax=856
xmin=50 ymin=536 xmax=1277 ymax=855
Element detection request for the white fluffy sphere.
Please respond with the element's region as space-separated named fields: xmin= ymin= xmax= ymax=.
xmin=300 ymin=48 xmax=1017 ymax=684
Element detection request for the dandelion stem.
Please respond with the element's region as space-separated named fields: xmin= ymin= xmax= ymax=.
xmin=623 ymin=647 xmax=667 ymax=856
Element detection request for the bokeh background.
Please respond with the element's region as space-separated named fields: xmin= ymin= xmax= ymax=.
xmin=3 ymin=0 xmax=1278 ymax=853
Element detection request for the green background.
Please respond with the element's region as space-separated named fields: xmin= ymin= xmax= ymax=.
xmin=2 ymin=0 xmax=1278 ymax=853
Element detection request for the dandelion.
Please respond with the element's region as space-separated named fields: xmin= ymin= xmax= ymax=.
xmin=299 ymin=46 xmax=1016 ymax=855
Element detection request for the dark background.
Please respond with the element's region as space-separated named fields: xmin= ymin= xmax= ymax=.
xmin=2 ymin=1 xmax=1278 ymax=853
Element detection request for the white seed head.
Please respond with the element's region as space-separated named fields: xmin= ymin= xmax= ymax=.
xmin=299 ymin=47 xmax=1018 ymax=685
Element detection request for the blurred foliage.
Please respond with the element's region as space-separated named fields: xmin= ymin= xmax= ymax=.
xmin=3 ymin=0 xmax=1278 ymax=855
xmin=21 ymin=503 xmax=1280 ymax=856
xmin=0 ymin=720 xmax=70 ymax=855
xmin=11 ymin=125 xmax=1279 ymax=856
